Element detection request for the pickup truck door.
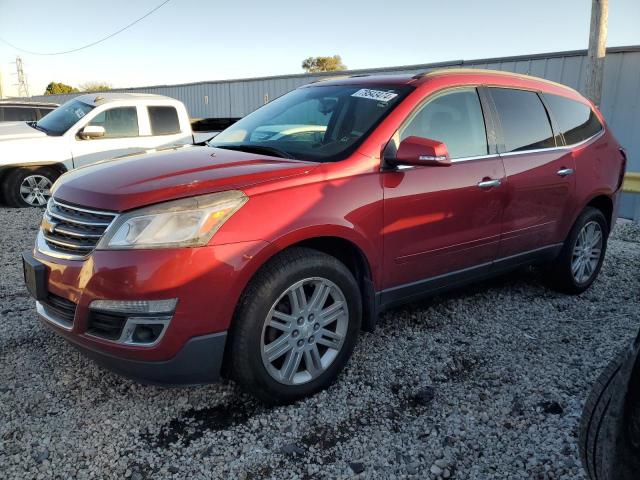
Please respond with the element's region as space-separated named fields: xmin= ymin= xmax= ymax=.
xmin=71 ymin=105 xmax=152 ymax=168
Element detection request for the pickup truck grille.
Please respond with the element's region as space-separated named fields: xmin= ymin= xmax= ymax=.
xmin=41 ymin=198 xmax=117 ymax=257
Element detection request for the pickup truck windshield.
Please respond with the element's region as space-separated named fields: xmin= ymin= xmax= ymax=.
xmin=36 ymin=99 xmax=94 ymax=136
xmin=210 ymin=84 xmax=413 ymax=162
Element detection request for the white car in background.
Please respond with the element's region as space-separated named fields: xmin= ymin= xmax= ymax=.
xmin=0 ymin=93 xmax=193 ymax=207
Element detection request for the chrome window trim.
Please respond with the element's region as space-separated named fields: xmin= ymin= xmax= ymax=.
xmin=498 ymin=128 xmax=605 ymax=157
xmin=36 ymin=301 xmax=73 ymax=331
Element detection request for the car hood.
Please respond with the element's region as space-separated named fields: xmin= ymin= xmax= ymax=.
xmin=54 ymin=146 xmax=318 ymax=211
xmin=0 ymin=122 xmax=47 ymax=140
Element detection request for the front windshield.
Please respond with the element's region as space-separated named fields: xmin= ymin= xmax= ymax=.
xmin=210 ymin=84 xmax=413 ymax=162
xmin=36 ymin=99 xmax=94 ymax=136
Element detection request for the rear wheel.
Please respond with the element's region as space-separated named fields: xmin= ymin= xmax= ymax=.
xmin=226 ymin=247 xmax=362 ymax=404
xmin=3 ymin=167 xmax=58 ymax=207
xmin=545 ymin=207 xmax=608 ymax=294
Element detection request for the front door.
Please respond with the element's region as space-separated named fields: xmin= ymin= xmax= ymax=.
xmin=382 ymin=87 xmax=506 ymax=304
xmin=71 ymin=106 xmax=149 ymax=167
xmin=487 ymin=87 xmax=576 ymax=259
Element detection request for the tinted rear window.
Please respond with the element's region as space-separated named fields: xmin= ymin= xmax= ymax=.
xmin=544 ymin=94 xmax=602 ymax=145
xmin=148 ymin=106 xmax=180 ymax=135
xmin=2 ymin=107 xmax=38 ymax=121
xmin=490 ymin=88 xmax=555 ymax=153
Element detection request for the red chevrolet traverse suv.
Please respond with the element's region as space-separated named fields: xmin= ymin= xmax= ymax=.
xmin=23 ymin=70 xmax=626 ymax=403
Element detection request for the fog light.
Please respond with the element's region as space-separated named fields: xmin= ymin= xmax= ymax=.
xmin=132 ymin=324 xmax=164 ymax=343
xmin=90 ymin=298 xmax=177 ymax=314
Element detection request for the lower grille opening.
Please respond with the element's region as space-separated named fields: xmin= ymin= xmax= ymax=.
xmin=42 ymin=294 xmax=77 ymax=327
xmin=87 ymin=311 xmax=127 ymax=341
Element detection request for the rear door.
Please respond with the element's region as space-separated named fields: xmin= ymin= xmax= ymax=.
xmin=381 ymin=87 xmax=506 ymax=302
xmin=488 ymin=87 xmax=576 ymax=260
xmin=146 ymin=105 xmax=193 ymax=147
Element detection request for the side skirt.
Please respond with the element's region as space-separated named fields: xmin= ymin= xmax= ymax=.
xmin=376 ymin=243 xmax=562 ymax=312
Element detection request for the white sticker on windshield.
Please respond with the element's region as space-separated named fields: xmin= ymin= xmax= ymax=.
xmin=74 ymin=108 xmax=86 ymax=119
xmin=351 ymin=89 xmax=398 ymax=103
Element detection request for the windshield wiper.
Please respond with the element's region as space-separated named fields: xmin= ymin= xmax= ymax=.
xmin=28 ymin=121 xmax=48 ymax=134
xmin=213 ymin=144 xmax=296 ymax=160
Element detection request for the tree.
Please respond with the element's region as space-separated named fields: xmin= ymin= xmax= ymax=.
xmin=79 ymin=81 xmax=112 ymax=93
xmin=44 ymin=82 xmax=79 ymax=95
xmin=301 ymin=55 xmax=347 ymax=73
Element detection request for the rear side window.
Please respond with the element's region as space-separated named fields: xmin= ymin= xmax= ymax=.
xmin=400 ymin=88 xmax=488 ymax=159
xmin=148 ymin=106 xmax=180 ymax=135
xmin=543 ymin=94 xmax=602 ymax=145
xmin=3 ymin=107 xmax=38 ymax=121
xmin=490 ymin=88 xmax=555 ymax=153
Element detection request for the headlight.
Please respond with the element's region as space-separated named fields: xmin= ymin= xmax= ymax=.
xmin=97 ymin=190 xmax=247 ymax=250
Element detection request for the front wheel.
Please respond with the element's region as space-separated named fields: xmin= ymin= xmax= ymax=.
xmin=544 ymin=207 xmax=608 ymax=294
xmin=3 ymin=167 xmax=58 ymax=207
xmin=226 ymin=247 xmax=362 ymax=404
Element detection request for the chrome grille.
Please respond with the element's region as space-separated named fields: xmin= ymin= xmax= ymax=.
xmin=41 ymin=198 xmax=117 ymax=258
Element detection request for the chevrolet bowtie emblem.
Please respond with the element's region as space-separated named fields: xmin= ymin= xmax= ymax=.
xmin=41 ymin=216 xmax=58 ymax=234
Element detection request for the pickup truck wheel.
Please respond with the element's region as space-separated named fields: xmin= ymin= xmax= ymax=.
xmin=544 ymin=207 xmax=608 ymax=294
xmin=4 ymin=167 xmax=57 ymax=207
xmin=226 ymin=247 xmax=362 ymax=405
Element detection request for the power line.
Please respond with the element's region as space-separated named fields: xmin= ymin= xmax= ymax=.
xmin=0 ymin=0 xmax=171 ymax=56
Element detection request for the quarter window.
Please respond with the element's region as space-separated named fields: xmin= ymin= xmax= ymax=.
xmin=543 ymin=94 xmax=602 ymax=145
xmin=148 ymin=106 xmax=180 ymax=135
xmin=88 ymin=107 xmax=139 ymax=138
xmin=490 ymin=88 xmax=555 ymax=153
xmin=400 ymin=88 xmax=488 ymax=159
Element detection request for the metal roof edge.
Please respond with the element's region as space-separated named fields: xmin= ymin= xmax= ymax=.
xmin=100 ymin=45 xmax=640 ymax=92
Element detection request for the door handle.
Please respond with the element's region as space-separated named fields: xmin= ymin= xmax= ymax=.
xmin=477 ymin=179 xmax=501 ymax=189
xmin=557 ymin=168 xmax=574 ymax=177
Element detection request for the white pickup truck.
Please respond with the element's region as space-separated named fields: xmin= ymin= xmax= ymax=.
xmin=0 ymin=93 xmax=194 ymax=207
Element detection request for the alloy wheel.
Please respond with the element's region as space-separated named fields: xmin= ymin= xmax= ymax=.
xmin=19 ymin=175 xmax=52 ymax=206
xmin=571 ymin=221 xmax=603 ymax=284
xmin=260 ymin=277 xmax=349 ymax=385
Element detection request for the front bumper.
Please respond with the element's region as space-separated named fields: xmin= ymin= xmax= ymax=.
xmin=39 ymin=312 xmax=227 ymax=385
xmin=25 ymin=238 xmax=274 ymax=383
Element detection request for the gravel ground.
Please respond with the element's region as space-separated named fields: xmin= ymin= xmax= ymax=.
xmin=1 ymin=208 xmax=639 ymax=480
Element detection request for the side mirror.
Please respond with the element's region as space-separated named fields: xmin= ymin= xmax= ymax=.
xmin=79 ymin=125 xmax=105 ymax=140
xmin=395 ymin=136 xmax=451 ymax=167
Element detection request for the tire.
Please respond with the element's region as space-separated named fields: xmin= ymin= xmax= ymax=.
xmin=3 ymin=166 xmax=58 ymax=207
xmin=579 ymin=336 xmax=640 ymax=480
xmin=544 ymin=207 xmax=608 ymax=294
xmin=225 ymin=247 xmax=362 ymax=405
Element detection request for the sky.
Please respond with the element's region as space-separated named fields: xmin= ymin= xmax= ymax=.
xmin=1 ymin=0 xmax=639 ymax=98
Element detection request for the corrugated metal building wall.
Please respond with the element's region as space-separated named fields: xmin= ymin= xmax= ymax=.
xmin=26 ymin=46 xmax=640 ymax=218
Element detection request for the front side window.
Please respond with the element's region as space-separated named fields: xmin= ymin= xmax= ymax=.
xmin=543 ymin=94 xmax=602 ymax=145
xmin=490 ymin=88 xmax=555 ymax=153
xmin=148 ymin=106 xmax=180 ymax=135
xmin=210 ymin=84 xmax=413 ymax=162
xmin=88 ymin=107 xmax=139 ymax=138
xmin=399 ymin=88 xmax=488 ymax=159
xmin=36 ymin=99 xmax=94 ymax=136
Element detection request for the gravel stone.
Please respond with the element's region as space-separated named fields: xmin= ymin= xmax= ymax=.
xmin=1 ymin=207 xmax=639 ymax=479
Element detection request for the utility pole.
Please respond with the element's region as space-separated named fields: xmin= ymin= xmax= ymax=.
xmin=586 ymin=0 xmax=609 ymax=106
xmin=14 ymin=56 xmax=30 ymax=98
